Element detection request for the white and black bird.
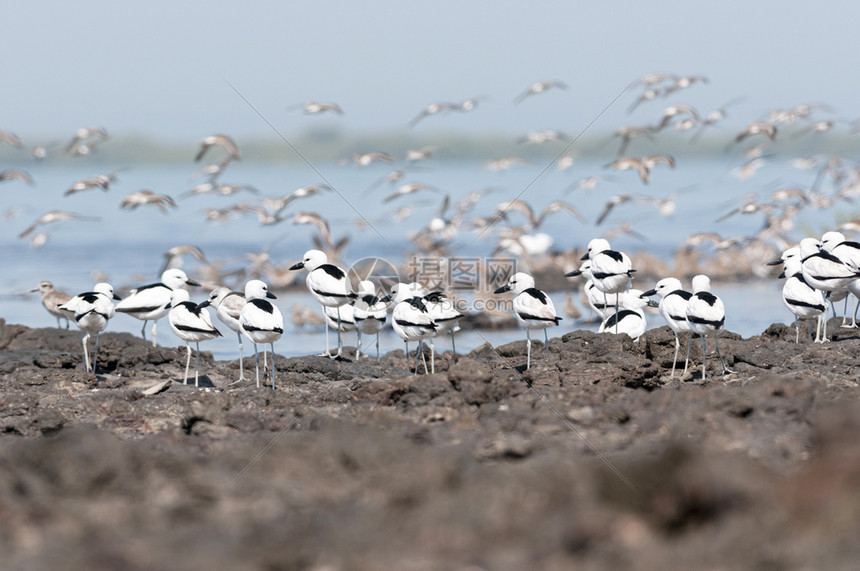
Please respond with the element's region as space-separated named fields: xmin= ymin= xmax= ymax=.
xmin=685 ymin=275 xmax=732 ymax=379
xmin=59 ymin=283 xmax=121 ymax=373
xmin=384 ymin=282 xmax=437 ymax=374
xmin=31 ymin=281 xmax=73 ymax=329
xmin=206 ymin=287 xmax=248 ymax=382
xmin=324 ymin=303 xmax=357 ymax=334
xmin=352 ymin=280 xmax=388 ymax=361
xmin=820 ymin=231 xmax=860 ymax=327
xmin=168 ymin=289 xmax=222 ymax=387
xmin=642 ymin=277 xmax=694 ymax=377
xmin=289 ymin=249 xmax=356 ymax=358
xmin=564 ymin=260 xmax=619 ymax=321
xmin=115 ymin=269 xmax=200 ymax=347
xmin=799 ymin=237 xmax=860 ymax=341
xmin=777 ymin=254 xmax=826 ymax=343
xmin=239 ymin=280 xmax=283 ymax=389
xmin=423 ymin=290 xmax=464 ymax=371
xmin=581 ymin=238 xmax=635 ymax=334
xmin=494 ymin=272 xmax=561 ymax=369
xmin=597 ymin=289 xmax=649 ymax=341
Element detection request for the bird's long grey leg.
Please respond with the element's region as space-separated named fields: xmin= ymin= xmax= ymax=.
xmin=82 ymin=332 xmax=90 ymax=373
xmin=253 ymin=342 xmax=260 ymax=388
xmin=526 ymin=328 xmax=532 ymax=370
xmin=183 ymin=344 xmax=191 ymax=384
xmin=236 ymin=332 xmax=246 ymax=381
xmin=544 ymin=328 xmax=550 ymax=364
xmin=671 ymin=331 xmax=680 ymax=377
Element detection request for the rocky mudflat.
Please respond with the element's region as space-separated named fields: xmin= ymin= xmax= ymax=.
xmin=2 ymin=317 xmax=860 ymax=570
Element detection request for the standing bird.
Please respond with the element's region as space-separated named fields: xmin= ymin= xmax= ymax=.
xmin=324 ymin=304 xmax=357 ymax=347
xmin=820 ymin=231 xmax=860 ymax=327
xmin=581 ymin=238 xmax=635 ymax=334
xmin=385 ymin=283 xmax=437 ymax=374
xmin=289 ymin=249 xmax=356 ymax=358
xmin=494 ymin=272 xmax=561 ymax=369
xmin=685 ymin=275 xmax=732 ymax=380
xmin=31 ymin=281 xmax=73 ymax=328
xmin=799 ymin=237 xmax=860 ymax=341
xmin=565 ymin=260 xmax=620 ymax=321
xmin=205 ymin=287 xmax=248 ymax=382
xmin=597 ymin=289 xmax=649 ymax=341
xmin=642 ymin=277 xmax=694 ymax=377
xmin=423 ymin=290 xmax=464 ymax=372
xmin=777 ymin=255 xmax=826 ymax=343
xmin=58 ymin=283 xmax=121 ymax=373
xmin=115 ymin=268 xmax=200 ymax=346
xmin=239 ymin=280 xmax=283 ymax=389
xmin=353 ymin=280 xmax=388 ymax=361
xmin=168 ymin=289 xmax=222 ymax=387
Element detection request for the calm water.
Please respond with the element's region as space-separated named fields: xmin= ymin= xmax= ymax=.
xmin=0 ymin=156 xmax=844 ymax=358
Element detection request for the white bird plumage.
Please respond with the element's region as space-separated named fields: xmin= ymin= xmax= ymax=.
xmin=59 ymin=282 xmax=120 ymax=373
xmin=642 ymin=277 xmax=694 ymax=377
xmin=239 ymin=280 xmax=283 ymax=389
xmin=494 ymin=272 xmax=561 ymax=369
xmin=206 ymin=287 xmax=248 ymax=382
xmin=685 ymin=275 xmax=732 ymax=379
xmin=352 ymin=280 xmax=388 ymax=361
xmin=115 ymin=268 xmax=200 ymax=346
xmin=289 ymin=249 xmax=356 ymax=358
xmin=387 ymin=282 xmax=437 ymax=374
xmin=168 ymin=289 xmax=222 ymax=387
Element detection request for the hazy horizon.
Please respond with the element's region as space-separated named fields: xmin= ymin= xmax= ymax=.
xmin=5 ymin=1 xmax=860 ymax=144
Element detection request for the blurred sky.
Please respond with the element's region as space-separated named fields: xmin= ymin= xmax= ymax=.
xmin=5 ymin=0 xmax=860 ymax=141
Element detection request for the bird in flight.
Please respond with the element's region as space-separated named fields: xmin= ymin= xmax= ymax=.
xmin=513 ymin=80 xmax=568 ymax=104
xmin=288 ymin=101 xmax=344 ymax=115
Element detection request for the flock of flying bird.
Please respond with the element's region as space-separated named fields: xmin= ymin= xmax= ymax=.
xmin=7 ymin=71 xmax=860 ymax=385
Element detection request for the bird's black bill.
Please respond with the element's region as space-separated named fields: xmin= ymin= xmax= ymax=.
xmin=289 ymin=262 xmax=305 ymax=270
xmin=580 ymin=252 xmax=589 ymax=261
xmin=267 ymin=292 xmax=277 ymax=299
xmin=186 ymin=279 xmax=201 ymax=287
xmin=641 ymin=289 xmax=657 ymax=297
xmin=494 ymin=285 xmax=511 ymax=294
xmin=565 ymin=270 xmax=582 ymax=277
xmin=765 ymin=259 xmax=783 ymax=266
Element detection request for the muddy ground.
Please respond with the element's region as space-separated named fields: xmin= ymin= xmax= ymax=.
xmin=2 ymin=317 xmax=860 ymax=570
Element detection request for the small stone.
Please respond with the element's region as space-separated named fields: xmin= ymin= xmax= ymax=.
xmin=141 ymin=379 xmax=172 ymax=396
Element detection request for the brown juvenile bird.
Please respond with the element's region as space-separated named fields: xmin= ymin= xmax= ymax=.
xmin=19 ymin=210 xmax=99 ymax=238
xmin=0 ymin=169 xmax=34 ymax=185
xmin=514 ymin=80 xmax=568 ymax=104
xmin=195 ymin=133 xmax=241 ymax=162
xmin=289 ymin=101 xmax=343 ymax=115
xmin=120 ymin=190 xmax=177 ymax=213
xmin=734 ymin=121 xmax=777 ymax=144
xmin=31 ymin=281 xmax=74 ymax=328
